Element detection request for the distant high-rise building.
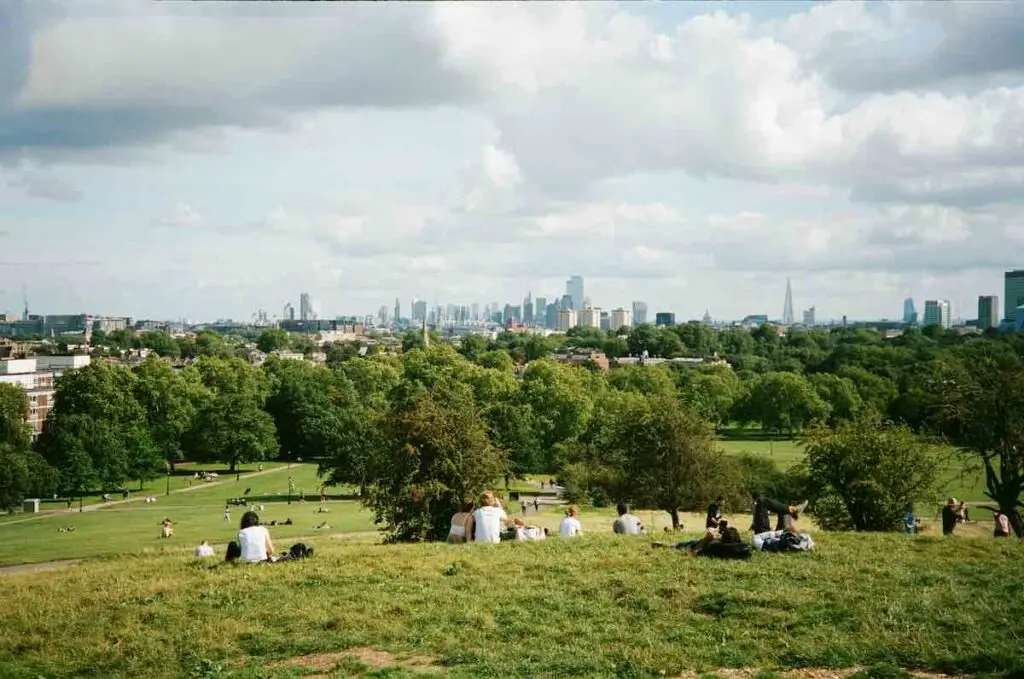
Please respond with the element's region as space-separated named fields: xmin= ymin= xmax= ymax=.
xmin=701 ymin=309 xmax=712 ymax=325
xmin=600 ymin=312 xmax=610 ymax=331
xmin=503 ymin=303 xmax=515 ymax=325
xmin=557 ymin=308 xmax=577 ymax=332
xmin=560 ymin=294 xmax=574 ymax=311
xmin=299 ymin=293 xmax=312 ymax=321
xmin=471 ymin=302 xmax=480 ymax=322
xmin=655 ymin=312 xmax=676 ymax=326
xmin=283 ymin=302 xmax=295 ymax=321
xmin=534 ymin=297 xmax=547 ymax=327
xmin=923 ymin=300 xmax=951 ymax=329
xmin=978 ymin=295 xmax=1000 ymax=329
xmin=394 ymin=298 xmax=401 ymax=323
xmin=802 ymin=307 xmax=815 ymax=327
xmin=902 ymin=297 xmax=917 ymax=325
xmin=411 ymin=299 xmax=427 ymax=321
xmin=523 ymin=293 xmax=534 ymax=325
xmin=545 ymin=303 xmax=558 ymax=330
xmin=1005 ymin=270 xmax=1024 ymax=322
xmin=377 ymin=306 xmax=389 ymax=326
xmin=632 ymin=301 xmax=648 ymax=325
xmin=610 ymin=308 xmax=632 ymax=331
xmin=567 ymin=275 xmax=584 ymax=312
xmin=782 ymin=278 xmax=795 ymax=325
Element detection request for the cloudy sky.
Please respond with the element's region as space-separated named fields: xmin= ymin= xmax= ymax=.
xmin=1 ymin=1 xmax=1022 ymax=323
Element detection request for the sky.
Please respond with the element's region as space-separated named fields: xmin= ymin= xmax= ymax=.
xmin=1 ymin=1 xmax=1023 ymax=323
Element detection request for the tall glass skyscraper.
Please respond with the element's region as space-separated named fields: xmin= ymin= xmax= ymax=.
xmin=566 ymin=275 xmax=584 ymax=312
xmin=902 ymin=297 xmax=917 ymax=325
xmin=1005 ymin=270 xmax=1024 ymax=322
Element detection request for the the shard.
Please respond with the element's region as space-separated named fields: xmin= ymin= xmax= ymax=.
xmin=783 ymin=278 xmax=795 ymax=325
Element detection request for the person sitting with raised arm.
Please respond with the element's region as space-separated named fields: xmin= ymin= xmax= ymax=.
xmin=472 ymin=491 xmax=523 ymax=544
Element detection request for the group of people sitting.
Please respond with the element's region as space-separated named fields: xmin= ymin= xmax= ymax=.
xmin=939 ymin=497 xmax=1013 ymax=537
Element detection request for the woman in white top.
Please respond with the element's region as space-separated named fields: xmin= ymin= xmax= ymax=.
xmin=560 ymin=506 xmax=583 ymax=538
xmin=472 ymin=491 xmax=522 ymax=544
xmin=238 ymin=511 xmax=275 ymax=563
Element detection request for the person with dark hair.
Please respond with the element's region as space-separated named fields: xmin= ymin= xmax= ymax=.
xmin=613 ymin=503 xmax=643 ymax=535
xmin=942 ymin=498 xmax=958 ymax=536
xmin=751 ymin=493 xmax=771 ymax=534
xmin=706 ymin=496 xmax=723 ymax=531
xmin=994 ymin=511 xmax=1011 ymax=538
xmin=237 ymin=510 xmax=274 ymax=562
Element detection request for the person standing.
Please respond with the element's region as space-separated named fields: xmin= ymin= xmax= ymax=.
xmin=942 ymin=498 xmax=958 ymax=536
xmin=612 ymin=503 xmax=644 ymax=535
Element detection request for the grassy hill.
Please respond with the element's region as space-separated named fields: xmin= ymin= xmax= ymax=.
xmin=0 ymin=533 xmax=1021 ymax=679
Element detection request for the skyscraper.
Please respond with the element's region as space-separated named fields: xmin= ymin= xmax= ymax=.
xmin=394 ymin=298 xmax=401 ymax=324
xmin=566 ymin=275 xmax=584 ymax=312
xmin=560 ymin=293 xmax=574 ymax=311
xmin=1005 ymin=270 xmax=1024 ymax=323
xmin=523 ymin=292 xmax=534 ymax=325
xmin=802 ymin=307 xmax=815 ymax=327
xmin=978 ymin=295 xmax=1000 ymax=329
xmin=534 ymin=297 xmax=547 ymax=327
xmin=610 ymin=308 xmax=632 ymax=331
xmin=902 ymin=297 xmax=917 ymax=325
xmin=283 ymin=302 xmax=295 ymax=321
xmin=632 ymin=301 xmax=648 ymax=325
xmin=299 ymin=293 xmax=311 ymax=321
xmin=782 ymin=278 xmax=795 ymax=325
xmin=923 ymin=300 xmax=951 ymax=329
xmin=411 ymin=299 xmax=427 ymax=321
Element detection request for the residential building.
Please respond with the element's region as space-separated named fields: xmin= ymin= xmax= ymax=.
xmin=923 ymin=300 xmax=951 ymax=329
xmin=632 ymin=301 xmax=648 ymax=325
xmin=553 ymin=348 xmax=610 ymax=371
xmin=578 ymin=306 xmax=601 ymax=328
xmin=1005 ymin=270 xmax=1024 ymax=323
xmin=600 ymin=312 xmax=610 ymax=331
xmin=655 ymin=312 xmax=676 ymax=326
xmin=610 ymin=308 xmax=632 ymax=331
xmin=978 ymin=296 xmax=1000 ymax=330
xmin=557 ymin=309 xmax=577 ymax=332
xmin=566 ymin=275 xmax=584 ymax=312
xmin=802 ymin=307 xmax=816 ymax=327
xmin=0 ymin=355 xmax=91 ymax=438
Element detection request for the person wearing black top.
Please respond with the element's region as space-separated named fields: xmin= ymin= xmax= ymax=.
xmin=941 ymin=498 xmax=958 ymax=536
xmin=750 ymin=493 xmax=772 ymax=534
xmin=706 ymin=497 xmax=723 ymax=530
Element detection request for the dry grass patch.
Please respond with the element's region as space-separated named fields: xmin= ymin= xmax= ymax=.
xmin=279 ymin=646 xmax=437 ymax=674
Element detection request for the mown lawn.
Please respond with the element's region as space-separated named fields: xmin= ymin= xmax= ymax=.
xmin=0 ymin=533 xmax=1021 ymax=679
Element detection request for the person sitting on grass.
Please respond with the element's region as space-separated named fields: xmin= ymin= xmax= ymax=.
xmin=560 ymin=506 xmax=583 ymax=538
xmin=447 ymin=503 xmax=476 ymax=544
xmin=612 ymin=503 xmax=644 ymax=535
xmin=472 ymin=491 xmax=523 ymax=544
xmin=229 ymin=510 xmax=275 ymax=563
xmin=903 ymin=504 xmax=921 ymax=534
xmin=195 ymin=541 xmax=214 ymax=558
xmin=161 ymin=518 xmax=174 ymax=538
xmin=706 ymin=496 xmax=723 ymax=532
xmin=994 ymin=511 xmax=1012 ymax=538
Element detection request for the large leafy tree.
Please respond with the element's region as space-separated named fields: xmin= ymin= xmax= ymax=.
xmin=183 ymin=357 xmax=277 ymax=471
xmin=941 ymin=350 xmax=1024 ymax=537
xmin=735 ymin=371 xmax=830 ymax=435
xmin=0 ymin=384 xmax=58 ymax=510
xmin=37 ymin=362 xmax=160 ymax=493
xmin=362 ymin=385 xmax=506 ymax=542
xmin=804 ymin=413 xmax=946 ymax=531
xmin=520 ymin=358 xmax=595 ymax=470
xmin=132 ymin=357 xmax=206 ymax=470
xmin=256 ymin=328 xmax=290 ymax=354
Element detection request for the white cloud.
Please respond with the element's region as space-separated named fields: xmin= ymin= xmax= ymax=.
xmin=156 ymin=203 xmax=204 ymax=228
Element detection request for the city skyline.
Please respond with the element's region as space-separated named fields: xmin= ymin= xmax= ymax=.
xmin=2 ymin=3 xmax=1023 ymax=321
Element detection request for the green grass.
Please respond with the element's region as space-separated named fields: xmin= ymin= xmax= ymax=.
xmin=718 ymin=429 xmax=991 ymax=505
xmin=0 ymin=464 xmax=373 ymax=566
xmin=1 ymin=533 xmax=1022 ymax=678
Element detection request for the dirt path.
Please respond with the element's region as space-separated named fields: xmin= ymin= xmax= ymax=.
xmin=0 ymin=465 xmax=295 ymax=527
xmin=0 ymin=559 xmax=83 ymax=578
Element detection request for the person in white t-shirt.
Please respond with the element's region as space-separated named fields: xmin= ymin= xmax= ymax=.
xmin=194 ymin=541 xmax=215 ymax=558
xmin=560 ymin=506 xmax=583 ymax=538
xmin=472 ymin=491 xmax=522 ymax=544
xmin=238 ymin=511 xmax=275 ymax=563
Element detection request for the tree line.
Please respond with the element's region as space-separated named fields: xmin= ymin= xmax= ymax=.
xmin=1 ymin=324 xmax=1021 ymax=537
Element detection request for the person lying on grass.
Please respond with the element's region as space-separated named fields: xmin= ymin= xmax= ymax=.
xmin=652 ymin=525 xmax=751 ymax=559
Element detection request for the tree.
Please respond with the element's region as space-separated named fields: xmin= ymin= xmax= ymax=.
xmin=607 ymin=364 xmax=676 ymax=396
xmin=735 ymin=372 xmax=830 ymax=435
xmin=804 ymin=414 xmax=946 ymax=531
xmin=256 ymin=328 xmax=290 ymax=354
xmin=290 ymin=335 xmax=319 ymax=358
xmin=680 ymin=369 xmax=740 ymax=433
xmin=520 ymin=359 xmax=595 ymax=470
xmin=362 ymin=388 xmax=506 ymax=542
xmin=458 ymin=334 xmax=488 ymax=362
xmin=183 ymin=394 xmax=278 ymax=472
xmin=0 ymin=384 xmax=57 ymax=510
xmin=941 ymin=351 xmax=1024 ymax=536
xmin=139 ymin=331 xmax=180 ymax=358
xmin=324 ymin=341 xmax=363 ymax=367
xmin=36 ymin=363 xmax=160 ymax=492
xmin=195 ymin=329 xmax=232 ymax=358
xmin=132 ymin=357 xmax=205 ymax=470
xmin=809 ymin=373 xmax=862 ymax=424
xmin=607 ymin=394 xmax=724 ymax=529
